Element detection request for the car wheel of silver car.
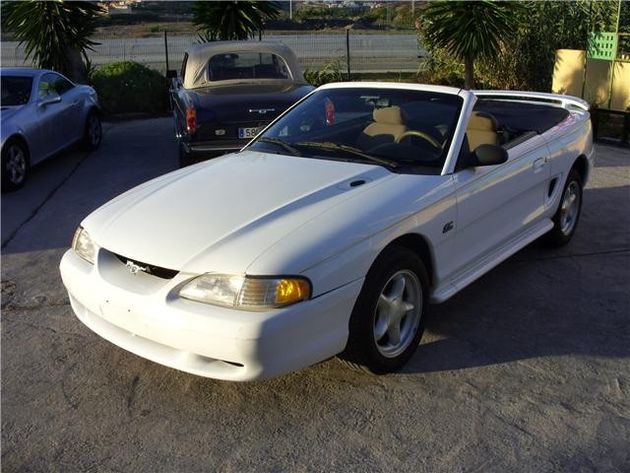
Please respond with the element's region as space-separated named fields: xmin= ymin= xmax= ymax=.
xmin=545 ymin=168 xmax=583 ymax=247
xmin=341 ymin=245 xmax=429 ymax=374
xmin=82 ymin=111 xmax=102 ymax=151
xmin=1 ymin=139 xmax=29 ymax=192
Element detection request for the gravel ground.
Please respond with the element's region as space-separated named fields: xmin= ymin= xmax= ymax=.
xmin=1 ymin=118 xmax=629 ymax=472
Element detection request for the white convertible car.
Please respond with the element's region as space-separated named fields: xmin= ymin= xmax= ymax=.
xmin=60 ymin=83 xmax=594 ymax=381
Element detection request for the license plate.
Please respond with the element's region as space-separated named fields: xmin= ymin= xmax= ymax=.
xmin=238 ymin=127 xmax=261 ymax=139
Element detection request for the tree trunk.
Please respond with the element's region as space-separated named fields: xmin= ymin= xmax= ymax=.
xmin=464 ymin=55 xmax=474 ymax=90
xmin=65 ymin=47 xmax=86 ymax=83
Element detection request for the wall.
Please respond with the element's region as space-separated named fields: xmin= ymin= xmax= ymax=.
xmin=552 ymin=49 xmax=629 ymax=111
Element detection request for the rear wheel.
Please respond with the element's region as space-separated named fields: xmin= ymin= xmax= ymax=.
xmin=2 ymin=139 xmax=29 ymax=192
xmin=178 ymin=142 xmax=194 ymax=168
xmin=544 ymin=168 xmax=583 ymax=247
xmin=81 ymin=110 xmax=102 ymax=150
xmin=340 ymin=246 xmax=428 ymax=374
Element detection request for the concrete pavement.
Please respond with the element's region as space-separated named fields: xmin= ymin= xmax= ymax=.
xmin=1 ymin=118 xmax=629 ymax=472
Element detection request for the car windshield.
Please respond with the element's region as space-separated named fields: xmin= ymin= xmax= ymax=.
xmin=248 ymin=88 xmax=463 ymax=174
xmin=208 ymin=52 xmax=290 ymax=81
xmin=1 ymin=76 xmax=33 ymax=106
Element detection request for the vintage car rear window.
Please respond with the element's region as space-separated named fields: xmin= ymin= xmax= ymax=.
xmin=1 ymin=76 xmax=33 ymax=106
xmin=208 ymin=52 xmax=291 ymax=81
xmin=250 ymin=88 xmax=463 ymax=174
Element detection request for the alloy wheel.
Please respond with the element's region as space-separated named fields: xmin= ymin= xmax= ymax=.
xmin=560 ymin=180 xmax=580 ymax=236
xmin=88 ymin=114 xmax=102 ymax=147
xmin=5 ymin=144 xmax=26 ymax=185
xmin=373 ymin=269 xmax=423 ymax=358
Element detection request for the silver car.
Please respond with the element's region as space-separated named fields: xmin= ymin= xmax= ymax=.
xmin=1 ymin=68 xmax=102 ymax=191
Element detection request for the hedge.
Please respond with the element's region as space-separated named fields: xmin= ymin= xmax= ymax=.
xmin=91 ymin=61 xmax=169 ymax=115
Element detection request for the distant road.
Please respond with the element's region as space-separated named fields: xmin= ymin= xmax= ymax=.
xmin=1 ymin=32 xmax=426 ymax=73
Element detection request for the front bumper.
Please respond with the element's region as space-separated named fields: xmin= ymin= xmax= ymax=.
xmin=59 ymin=249 xmax=363 ymax=381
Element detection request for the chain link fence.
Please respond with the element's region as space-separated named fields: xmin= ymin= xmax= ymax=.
xmin=1 ymin=30 xmax=424 ymax=75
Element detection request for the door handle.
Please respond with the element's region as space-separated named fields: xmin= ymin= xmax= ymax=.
xmin=533 ymin=157 xmax=547 ymax=172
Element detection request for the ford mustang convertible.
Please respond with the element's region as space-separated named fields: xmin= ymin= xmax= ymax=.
xmin=60 ymin=83 xmax=594 ymax=381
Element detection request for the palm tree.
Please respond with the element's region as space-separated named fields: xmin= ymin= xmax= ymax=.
xmin=193 ymin=1 xmax=281 ymax=42
xmin=2 ymin=1 xmax=104 ymax=83
xmin=420 ymin=1 xmax=522 ymax=89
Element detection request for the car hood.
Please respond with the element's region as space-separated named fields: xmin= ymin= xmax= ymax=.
xmin=84 ymin=150 xmax=395 ymax=274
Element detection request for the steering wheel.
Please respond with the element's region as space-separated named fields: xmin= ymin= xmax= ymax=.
xmin=395 ymin=130 xmax=441 ymax=149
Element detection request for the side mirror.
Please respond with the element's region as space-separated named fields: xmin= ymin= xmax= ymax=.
xmin=472 ymin=144 xmax=508 ymax=166
xmin=38 ymin=96 xmax=61 ymax=107
xmin=166 ymin=70 xmax=178 ymax=79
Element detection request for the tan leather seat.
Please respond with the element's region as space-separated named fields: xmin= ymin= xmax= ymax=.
xmin=466 ymin=112 xmax=499 ymax=151
xmin=359 ymin=106 xmax=407 ymax=148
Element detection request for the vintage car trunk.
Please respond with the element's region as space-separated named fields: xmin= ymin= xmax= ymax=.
xmin=170 ymin=41 xmax=315 ymax=167
xmin=191 ymin=82 xmax=313 ymax=142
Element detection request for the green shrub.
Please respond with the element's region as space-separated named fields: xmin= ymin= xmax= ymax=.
xmin=91 ymin=61 xmax=168 ymax=115
xmin=304 ymin=59 xmax=345 ymax=87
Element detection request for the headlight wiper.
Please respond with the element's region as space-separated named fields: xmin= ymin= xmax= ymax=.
xmin=257 ymin=137 xmax=302 ymax=156
xmin=295 ymin=141 xmax=399 ymax=169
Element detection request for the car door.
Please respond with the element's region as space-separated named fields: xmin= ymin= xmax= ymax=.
xmin=33 ymin=73 xmax=67 ymax=161
xmin=49 ymin=72 xmax=83 ymax=146
xmin=449 ymin=124 xmax=551 ymax=280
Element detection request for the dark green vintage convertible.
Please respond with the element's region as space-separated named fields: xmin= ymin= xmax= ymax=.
xmin=168 ymin=41 xmax=314 ymax=167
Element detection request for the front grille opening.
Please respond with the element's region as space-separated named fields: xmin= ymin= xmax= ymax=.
xmin=113 ymin=253 xmax=179 ymax=280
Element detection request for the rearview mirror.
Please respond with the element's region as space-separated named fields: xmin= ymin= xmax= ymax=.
xmin=472 ymin=144 xmax=508 ymax=166
xmin=38 ymin=96 xmax=61 ymax=107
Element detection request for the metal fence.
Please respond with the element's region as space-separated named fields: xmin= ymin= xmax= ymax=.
xmin=1 ymin=30 xmax=424 ymax=74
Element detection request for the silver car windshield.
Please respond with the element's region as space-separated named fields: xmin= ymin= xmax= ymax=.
xmin=1 ymin=76 xmax=33 ymax=106
xmin=249 ymin=88 xmax=463 ymax=173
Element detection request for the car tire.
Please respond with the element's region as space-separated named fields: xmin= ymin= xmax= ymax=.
xmin=544 ymin=168 xmax=583 ymax=247
xmin=178 ymin=142 xmax=194 ymax=168
xmin=81 ymin=110 xmax=102 ymax=151
xmin=1 ymin=139 xmax=29 ymax=192
xmin=340 ymin=245 xmax=429 ymax=374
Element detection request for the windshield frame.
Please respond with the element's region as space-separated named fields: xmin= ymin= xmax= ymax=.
xmin=245 ymin=84 xmax=467 ymax=176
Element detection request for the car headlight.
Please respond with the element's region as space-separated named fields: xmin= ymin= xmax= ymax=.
xmin=178 ymin=274 xmax=311 ymax=311
xmin=72 ymin=226 xmax=97 ymax=264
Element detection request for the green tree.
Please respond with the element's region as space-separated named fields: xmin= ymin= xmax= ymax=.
xmin=419 ymin=1 xmax=522 ymax=89
xmin=2 ymin=0 xmax=104 ymax=82
xmin=193 ymin=1 xmax=281 ymax=42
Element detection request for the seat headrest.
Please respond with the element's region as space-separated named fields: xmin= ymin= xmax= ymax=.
xmin=468 ymin=111 xmax=498 ymax=131
xmin=373 ymin=106 xmax=404 ymax=125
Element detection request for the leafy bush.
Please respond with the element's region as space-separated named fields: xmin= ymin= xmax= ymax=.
xmin=303 ymin=59 xmax=346 ymax=87
xmin=416 ymin=47 xmax=465 ymax=88
xmin=91 ymin=61 xmax=169 ymax=115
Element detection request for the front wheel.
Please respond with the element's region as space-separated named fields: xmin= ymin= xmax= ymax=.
xmin=340 ymin=246 xmax=429 ymax=374
xmin=544 ymin=169 xmax=583 ymax=247
xmin=2 ymin=140 xmax=29 ymax=192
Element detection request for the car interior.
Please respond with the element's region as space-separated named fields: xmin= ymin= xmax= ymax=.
xmin=271 ymin=93 xmax=462 ymax=171
xmin=254 ymin=91 xmax=573 ymax=174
